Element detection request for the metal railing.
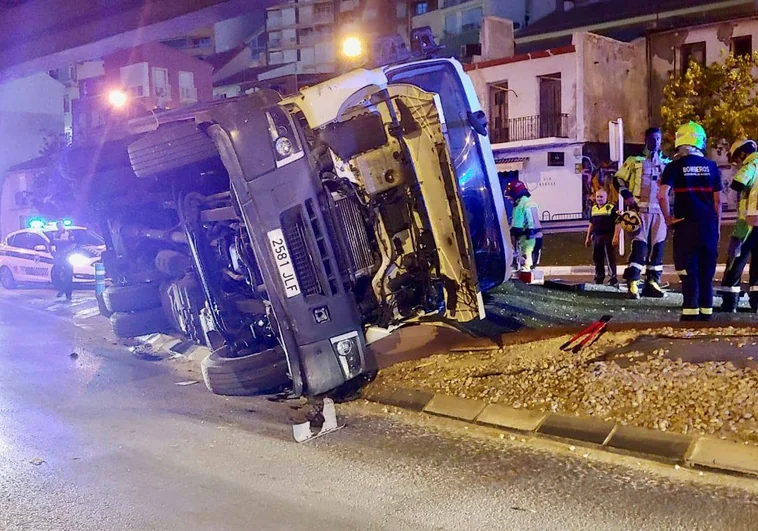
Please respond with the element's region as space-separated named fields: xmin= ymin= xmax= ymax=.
xmin=489 ymin=113 xmax=569 ymax=143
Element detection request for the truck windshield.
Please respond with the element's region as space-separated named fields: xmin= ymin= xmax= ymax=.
xmin=387 ymin=62 xmax=506 ymax=291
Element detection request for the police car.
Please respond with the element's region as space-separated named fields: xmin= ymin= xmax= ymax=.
xmin=0 ymin=224 xmax=105 ymax=289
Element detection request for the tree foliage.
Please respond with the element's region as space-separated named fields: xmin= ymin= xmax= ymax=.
xmin=660 ymin=51 xmax=758 ymax=151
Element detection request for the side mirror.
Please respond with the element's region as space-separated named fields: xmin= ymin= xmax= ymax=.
xmin=468 ymin=110 xmax=488 ymax=136
xmin=34 ymin=245 xmax=47 ymax=252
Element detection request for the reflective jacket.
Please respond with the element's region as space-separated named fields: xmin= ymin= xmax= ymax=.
xmin=734 ymin=152 xmax=758 ymax=238
xmin=511 ymin=196 xmax=543 ymax=239
xmin=615 ymin=150 xmax=671 ymax=213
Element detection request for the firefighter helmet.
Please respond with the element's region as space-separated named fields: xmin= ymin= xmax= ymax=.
xmin=617 ymin=210 xmax=642 ymax=235
xmin=729 ymin=138 xmax=757 ymax=161
xmin=674 ymin=121 xmax=707 ymax=151
xmin=504 ymin=180 xmax=529 ymax=200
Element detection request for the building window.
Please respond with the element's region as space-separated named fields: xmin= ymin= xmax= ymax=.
xmin=489 ymin=83 xmax=509 ymax=143
xmin=63 ymin=95 xmax=70 ymax=113
xmin=152 ymin=67 xmax=170 ymax=100
xmin=414 ymin=2 xmax=428 ymax=15
xmin=681 ymin=42 xmax=706 ymax=75
xmin=732 ymin=35 xmax=752 ymax=58
xmin=461 ymin=7 xmax=483 ymax=32
xmin=444 ymin=13 xmax=458 ymax=34
xmin=178 ymin=71 xmax=196 ymax=102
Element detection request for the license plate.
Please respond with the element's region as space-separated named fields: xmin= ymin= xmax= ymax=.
xmin=267 ymin=228 xmax=301 ymax=298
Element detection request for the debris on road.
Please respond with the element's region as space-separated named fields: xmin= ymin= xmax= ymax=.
xmin=293 ymin=398 xmax=344 ymax=442
xmin=69 ymin=352 xmax=79 ymax=359
xmin=175 ymin=380 xmax=199 ymax=386
xmin=29 ymin=458 xmax=45 ymax=466
xmin=370 ymin=326 xmax=758 ymax=444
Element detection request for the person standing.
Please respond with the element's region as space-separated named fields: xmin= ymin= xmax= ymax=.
xmin=506 ymin=181 xmax=543 ymax=271
xmin=585 ymin=189 xmax=620 ymax=286
xmin=615 ymin=127 xmax=671 ymax=299
xmin=658 ymin=122 xmax=722 ymax=321
xmin=720 ymin=139 xmax=758 ymax=312
xmin=51 ymin=221 xmax=74 ymax=301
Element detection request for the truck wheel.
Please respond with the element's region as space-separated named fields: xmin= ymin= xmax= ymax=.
xmin=103 ymin=283 xmax=161 ymax=313
xmin=110 ymin=306 xmax=170 ymax=338
xmin=128 ymin=122 xmax=220 ymax=179
xmin=0 ymin=267 xmax=16 ymax=289
xmin=201 ymin=346 xmax=291 ymax=396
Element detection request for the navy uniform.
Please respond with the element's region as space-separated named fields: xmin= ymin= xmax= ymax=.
xmin=659 ymin=122 xmax=722 ymax=321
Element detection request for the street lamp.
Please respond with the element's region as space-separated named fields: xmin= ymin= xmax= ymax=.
xmin=107 ymin=88 xmax=159 ymax=128
xmin=108 ymin=89 xmax=128 ymax=108
xmin=342 ymin=36 xmax=363 ymax=59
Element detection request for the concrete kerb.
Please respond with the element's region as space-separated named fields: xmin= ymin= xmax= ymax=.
xmin=363 ymin=386 xmax=758 ymax=478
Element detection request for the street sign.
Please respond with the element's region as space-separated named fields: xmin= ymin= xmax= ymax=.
xmin=609 ymin=119 xmax=625 ymax=255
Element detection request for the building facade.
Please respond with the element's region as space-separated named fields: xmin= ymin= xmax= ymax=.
xmin=261 ymin=0 xmax=410 ymax=85
xmin=72 ymin=43 xmax=213 ymax=145
xmin=0 ymin=73 xmax=65 ymax=237
xmin=466 ymin=32 xmax=647 ymax=220
xmin=411 ymin=0 xmax=558 ymax=58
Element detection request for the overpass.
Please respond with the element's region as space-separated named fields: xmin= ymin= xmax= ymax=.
xmin=0 ymin=0 xmax=273 ymax=81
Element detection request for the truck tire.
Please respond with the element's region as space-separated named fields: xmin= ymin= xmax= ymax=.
xmin=103 ymin=283 xmax=161 ymax=313
xmin=0 ymin=267 xmax=17 ymax=289
xmin=111 ymin=306 xmax=170 ymax=338
xmin=128 ymin=122 xmax=219 ymax=179
xmin=201 ymin=346 xmax=291 ymax=396
xmin=155 ymin=250 xmax=192 ymax=279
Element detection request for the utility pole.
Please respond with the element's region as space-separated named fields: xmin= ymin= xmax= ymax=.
xmin=609 ymin=118 xmax=625 ymax=255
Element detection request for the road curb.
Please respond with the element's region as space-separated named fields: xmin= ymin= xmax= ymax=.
xmin=541 ymin=264 xmax=729 ymax=277
xmin=362 ymin=385 xmax=758 ymax=477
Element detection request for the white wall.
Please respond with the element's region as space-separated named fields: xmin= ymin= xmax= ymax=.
xmin=498 ymin=142 xmax=585 ymax=220
xmin=467 ymin=50 xmax=578 ymax=130
xmin=0 ymin=73 xmax=65 ymax=236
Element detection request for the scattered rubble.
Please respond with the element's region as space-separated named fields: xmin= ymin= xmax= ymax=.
xmin=370 ymin=327 xmax=758 ymax=444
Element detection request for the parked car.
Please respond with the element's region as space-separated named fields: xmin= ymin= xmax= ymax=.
xmin=0 ymin=225 xmax=105 ymax=289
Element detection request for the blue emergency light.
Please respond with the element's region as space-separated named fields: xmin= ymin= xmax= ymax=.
xmin=27 ymin=218 xmax=45 ymax=229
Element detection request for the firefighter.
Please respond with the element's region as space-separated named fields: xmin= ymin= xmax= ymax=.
xmin=506 ymin=181 xmax=543 ymax=271
xmin=720 ymin=139 xmax=758 ymax=312
xmin=658 ymin=122 xmax=722 ymax=321
xmin=50 ymin=220 xmax=75 ymax=301
xmin=615 ymin=127 xmax=671 ymax=299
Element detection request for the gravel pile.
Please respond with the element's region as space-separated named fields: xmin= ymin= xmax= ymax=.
xmin=370 ymin=327 xmax=758 ymax=444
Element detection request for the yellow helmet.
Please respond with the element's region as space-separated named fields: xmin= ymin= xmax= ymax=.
xmin=729 ymin=138 xmax=757 ymax=159
xmin=674 ymin=121 xmax=707 ymax=150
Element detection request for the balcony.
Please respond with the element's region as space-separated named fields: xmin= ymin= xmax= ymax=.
xmin=489 ymin=114 xmax=569 ymax=144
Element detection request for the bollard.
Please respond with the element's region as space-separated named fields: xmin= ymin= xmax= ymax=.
xmin=94 ymin=262 xmax=106 ymax=295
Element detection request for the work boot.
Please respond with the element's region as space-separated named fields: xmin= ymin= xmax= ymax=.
xmin=720 ymin=292 xmax=738 ymax=313
xmin=594 ymin=276 xmax=604 ymax=285
xmin=680 ymin=313 xmax=699 ymax=322
xmin=609 ymin=277 xmax=619 ymax=288
xmin=642 ymin=280 xmax=665 ymax=298
xmin=628 ymin=280 xmax=641 ymax=299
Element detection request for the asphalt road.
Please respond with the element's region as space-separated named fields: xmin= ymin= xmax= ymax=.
xmin=2 ymin=290 xmax=758 ymax=530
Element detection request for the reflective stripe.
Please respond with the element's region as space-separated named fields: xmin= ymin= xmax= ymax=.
xmin=700 ymin=308 xmax=713 ymax=315
xmin=673 ymin=187 xmax=713 ymax=193
xmin=750 ymin=286 xmax=758 ymax=292
xmin=648 ymin=265 xmax=664 ymax=271
xmin=676 ymin=270 xmax=688 ymax=276
xmin=682 ymin=308 xmax=700 ymax=316
xmin=722 ymin=286 xmax=742 ymax=293
xmin=630 ymin=262 xmax=645 ymax=271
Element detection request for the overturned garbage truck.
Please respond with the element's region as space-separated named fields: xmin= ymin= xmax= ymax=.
xmin=97 ymin=54 xmax=512 ymax=398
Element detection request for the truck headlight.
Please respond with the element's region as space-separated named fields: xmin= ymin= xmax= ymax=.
xmin=330 ymin=332 xmax=363 ymax=378
xmin=67 ymin=253 xmax=91 ymax=268
xmin=274 ymin=136 xmax=294 ymax=158
xmin=266 ymin=106 xmax=303 ymax=167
